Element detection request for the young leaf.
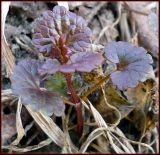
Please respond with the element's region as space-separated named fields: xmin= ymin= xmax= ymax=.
xmin=33 ymin=5 xmax=92 ymax=55
xmin=60 ymin=52 xmax=104 ymax=73
xmin=45 ymin=73 xmax=68 ymax=97
xmin=104 ymin=41 xmax=154 ymax=90
xmin=11 ymin=59 xmax=65 ymax=116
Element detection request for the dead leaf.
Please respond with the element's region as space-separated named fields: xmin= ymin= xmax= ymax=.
xmin=124 ymin=79 xmax=158 ymax=139
xmin=124 ymin=79 xmax=155 ymax=108
xmin=95 ymin=83 xmax=135 ymax=124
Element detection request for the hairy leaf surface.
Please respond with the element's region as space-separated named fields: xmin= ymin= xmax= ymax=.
xmin=11 ymin=59 xmax=65 ymax=116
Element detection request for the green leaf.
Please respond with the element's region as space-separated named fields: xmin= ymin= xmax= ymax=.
xmin=45 ymin=73 xmax=68 ymax=97
xmin=45 ymin=73 xmax=83 ymax=97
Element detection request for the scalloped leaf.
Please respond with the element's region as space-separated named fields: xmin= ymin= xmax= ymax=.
xmin=104 ymin=41 xmax=154 ymax=90
xmin=38 ymin=58 xmax=60 ymax=75
xmin=11 ymin=59 xmax=65 ymax=116
xmin=60 ymin=52 xmax=104 ymax=73
xmin=33 ymin=5 xmax=92 ymax=55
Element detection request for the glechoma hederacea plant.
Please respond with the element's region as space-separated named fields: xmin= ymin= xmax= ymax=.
xmin=11 ymin=6 xmax=153 ymax=135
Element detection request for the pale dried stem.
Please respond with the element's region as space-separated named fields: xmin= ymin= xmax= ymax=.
xmin=2 ymin=36 xmax=15 ymax=77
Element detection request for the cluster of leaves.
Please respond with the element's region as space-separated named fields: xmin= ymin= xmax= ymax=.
xmin=11 ymin=6 xmax=104 ymax=117
xmin=11 ymin=5 xmax=154 ymax=120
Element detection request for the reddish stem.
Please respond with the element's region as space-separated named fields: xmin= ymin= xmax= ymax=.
xmin=57 ymin=36 xmax=83 ymax=135
xmin=64 ymin=73 xmax=83 ymax=136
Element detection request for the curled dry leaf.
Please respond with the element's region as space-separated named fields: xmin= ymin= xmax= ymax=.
xmin=104 ymin=41 xmax=154 ymax=90
xmin=11 ymin=59 xmax=65 ymax=116
xmin=95 ymin=83 xmax=136 ymax=124
xmin=124 ymin=79 xmax=158 ymax=139
xmin=124 ymin=79 xmax=156 ymax=107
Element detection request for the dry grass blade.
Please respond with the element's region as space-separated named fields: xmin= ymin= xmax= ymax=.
xmin=124 ymin=136 xmax=155 ymax=153
xmin=111 ymin=127 xmax=155 ymax=153
xmin=26 ymin=106 xmax=64 ymax=147
xmin=106 ymin=131 xmax=124 ymax=153
xmin=2 ymin=2 xmax=10 ymax=41
xmin=2 ymin=2 xmax=15 ymax=77
xmin=2 ymin=36 xmax=15 ymax=77
xmin=88 ymin=98 xmax=154 ymax=153
xmin=2 ymin=89 xmax=16 ymax=103
xmin=109 ymin=132 xmax=132 ymax=153
xmin=81 ymin=100 xmax=125 ymax=153
xmin=115 ymin=127 xmax=136 ymax=153
xmin=61 ymin=113 xmax=78 ymax=153
xmin=26 ymin=106 xmax=77 ymax=152
xmin=119 ymin=12 xmax=131 ymax=41
xmin=79 ymin=127 xmax=106 ymax=153
xmin=11 ymin=97 xmax=25 ymax=146
xmin=2 ymin=138 xmax=52 ymax=152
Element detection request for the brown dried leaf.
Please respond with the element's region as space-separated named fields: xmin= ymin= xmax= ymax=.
xmin=124 ymin=79 xmax=158 ymax=139
xmin=124 ymin=79 xmax=155 ymax=107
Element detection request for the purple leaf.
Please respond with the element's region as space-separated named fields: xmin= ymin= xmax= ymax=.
xmin=60 ymin=52 xmax=104 ymax=73
xmin=104 ymin=41 xmax=154 ymax=90
xmin=33 ymin=5 xmax=92 ymax=55
xmin=38 ymin=58 xmax=61 ymax=75
xmin=11 ymin=59 xmax=65 ymax=116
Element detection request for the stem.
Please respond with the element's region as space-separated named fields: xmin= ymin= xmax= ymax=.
xmin=64 ymin=73 xmax=83 ymax=136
